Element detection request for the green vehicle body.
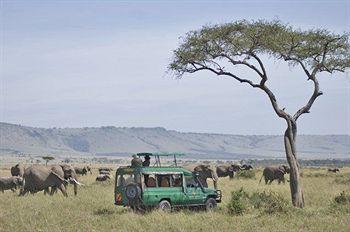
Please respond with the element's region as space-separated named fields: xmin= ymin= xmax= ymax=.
xmin=114 ymin=166 xmax=221 ymax=209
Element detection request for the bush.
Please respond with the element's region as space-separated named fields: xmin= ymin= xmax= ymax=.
xmin=227 ymin=188 xmax=288 ymax=215
xmin=237 ymin=170 xmax=255 ymax=179
xmin=249 ymin=191 xmax=288 ymax=214
xmin=334 ymin=191 xmax=350 ymax=205
xmin=227 ymin=188 xmax=250 ymax=215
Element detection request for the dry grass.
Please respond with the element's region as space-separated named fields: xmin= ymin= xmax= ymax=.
xmin=0 ymin=166 xmax=349 ymax=232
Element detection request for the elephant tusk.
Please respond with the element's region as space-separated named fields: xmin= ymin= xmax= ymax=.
xmin=69 ymin=178 xmax=84 ymax=186
xmin=71 ymin=178 xmax=84 ymax=186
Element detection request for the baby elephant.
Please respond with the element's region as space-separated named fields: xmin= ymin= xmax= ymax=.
xmin=0 ymin=176 xmax=23 ymax=193
xmin=96 ymin=175 xmax=111 ymax=182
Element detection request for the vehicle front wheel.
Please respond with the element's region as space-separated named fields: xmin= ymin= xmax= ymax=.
xmin=205 ymin=198 xmax=217 ymax=211
xmin=158 ymin=200 xmax=171 ymax=212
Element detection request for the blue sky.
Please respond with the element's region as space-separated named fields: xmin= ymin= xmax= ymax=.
xmin=1 ymin=0 xmax=349 ymax=134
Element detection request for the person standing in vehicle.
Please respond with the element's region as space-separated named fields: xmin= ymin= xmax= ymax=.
xmin=131 ymin=154 xmax=142 ymax=168
xmin=143 ymin=155 xmax=151 ymax=167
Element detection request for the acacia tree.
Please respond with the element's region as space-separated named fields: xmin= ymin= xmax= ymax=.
xmin=169 ymin=20 xmax=350 ymax=208
xmin=42 ymin=156 xmax=55 ymax=166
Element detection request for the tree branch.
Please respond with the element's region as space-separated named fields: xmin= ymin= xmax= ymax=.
xmin=189 ymin=62 xmax=261 ymax=88
xmin=293 ymin=74 xmax=323 ymax=121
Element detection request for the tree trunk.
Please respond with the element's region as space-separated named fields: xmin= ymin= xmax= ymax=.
xmin=284 ymin=121 xmax=305 ymax=208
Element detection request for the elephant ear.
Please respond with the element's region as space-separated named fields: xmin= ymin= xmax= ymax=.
xmin=50 ymin=171 xmax=65 ymax=182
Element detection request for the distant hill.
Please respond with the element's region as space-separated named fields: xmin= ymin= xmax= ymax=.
xmin=0 ymin=122 xmax=349 ymax=159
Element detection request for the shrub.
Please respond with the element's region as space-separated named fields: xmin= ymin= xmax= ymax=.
xmin=227 ymin=189 xmax=289 ymax=215
xmin=334 ymin=191 xmax=350 ymax=205
xmin=227 ymin=188 xmax=250 ymax=215
xmin=249 ymin=191 xmax=288 ymax=214
xmin=237 ymin=170 xmax=255 ymax=179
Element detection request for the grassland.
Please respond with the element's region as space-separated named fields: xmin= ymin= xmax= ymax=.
xmin=0 ymin=165 xmax=349 ymax=232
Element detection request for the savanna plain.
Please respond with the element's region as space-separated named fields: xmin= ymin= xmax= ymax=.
xmin=0 ymin=165 xmax=349 ymax=232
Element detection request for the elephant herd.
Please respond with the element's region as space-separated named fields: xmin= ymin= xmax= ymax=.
xmin=2 ymin=163 xmax=83 ymax=197
xmin=192 ymin=163 xmax=291 ymax=189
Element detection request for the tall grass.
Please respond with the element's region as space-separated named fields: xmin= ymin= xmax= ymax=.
xmin=0 ymin=167 xmax=349 ymax=231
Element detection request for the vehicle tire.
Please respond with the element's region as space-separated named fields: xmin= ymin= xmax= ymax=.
xmin=125 ymin=183 xmax=141 ymax=200
xmin=205 ymin=198 xmax=217 ymax=211
xmin=158 ymin=200 xmax=171 ymax=212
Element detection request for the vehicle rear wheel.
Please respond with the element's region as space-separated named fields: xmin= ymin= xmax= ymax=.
xmin=158 ymin=200 xmax=171 ymax=212
xmin=125 ymin=183 xmax=141 ymax=200
xmin=205 ymin=198 xmax=217 ymax=211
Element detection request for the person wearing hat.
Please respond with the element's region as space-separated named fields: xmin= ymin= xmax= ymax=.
xmin=131 ymin=154 xmax=142 ymax=168
xmin=142 ymin=155 xmax=151 ymax=167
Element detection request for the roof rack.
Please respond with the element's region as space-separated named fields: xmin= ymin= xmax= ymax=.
xmin=136 ymin=152 xmax=185 ymax=167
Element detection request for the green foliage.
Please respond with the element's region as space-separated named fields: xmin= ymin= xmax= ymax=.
xmin=334 ymin=191 xmax=350 ymax=205
xmin=169 ymin=20 xmax=350 ymax=78
xmin=227 ymin=188 xmax=288 ymax=215
xmin=227 ymin=188 xmax=250 ymax=215
xmin=249 ymin=191 xmax=289 ymax=214
xmin=42 ymin=156 xmax=55 ymax=161
xmin=237 ymin=170 xmax=255 ymax=179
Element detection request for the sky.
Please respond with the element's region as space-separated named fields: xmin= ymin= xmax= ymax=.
xmin=1 ymin=0 xmax=349 ymax=135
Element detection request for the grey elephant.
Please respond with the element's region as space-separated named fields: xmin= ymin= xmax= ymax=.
xmin=50 ymin=164 xmax=81 ymax=196
xmin=98 ymin=167 xmax=112 ymax=172
xmin=0 ymin=176 xmax=23 ymax=193
xmin=96 ymin=174 xmax=110 ymax=182
xmin=328 ymin=168 xmax=340 ymax=173
xmin=86 ymin=166 xmax=92 ymax=174
xmin=193 ymin=164 xmax=218 ymax=189
xmin=259 ymin=165 xmax=290 ymax=184
xmin=216 ymin=164 xmax=241 ymax=179
xmin=20 ymin=165 xmax=69 ymax=197
xmin=74 ymin=167 xmax=88 ymax=176
xmin=241 ymin=164 xmax=253 ymax=170
xmin=11 ymin=163 xmax=25 ymax=177
xmin=99 ymin=170 xmax=110 ymax=175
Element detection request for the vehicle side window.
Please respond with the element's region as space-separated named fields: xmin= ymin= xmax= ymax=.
xmin=171 ymin=174 xmax=182 ymax=187
xmin=157 ymin=174 xmax=171 ymax=187
xmin=144 ymin=174 xmax=157 ymax=188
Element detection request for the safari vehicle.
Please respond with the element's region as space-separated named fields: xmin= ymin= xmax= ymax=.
xmin=114 ymin=153 xmax=221 ymax=212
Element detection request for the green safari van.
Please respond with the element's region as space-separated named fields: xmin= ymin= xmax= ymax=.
xmin=114 ymin=153 xmax=221 ymax=212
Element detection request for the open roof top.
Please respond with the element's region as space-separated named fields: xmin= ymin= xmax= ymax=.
xmin=137 ymin=152 xmax=185 ymax=157
xmin=136 ymin=152 xmax=185 ymax=167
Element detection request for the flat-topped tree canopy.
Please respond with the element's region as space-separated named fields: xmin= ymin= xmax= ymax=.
xmin=170 ymin=20 xmax=349 ymax=82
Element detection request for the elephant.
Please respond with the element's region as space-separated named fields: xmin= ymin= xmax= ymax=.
xmin=241 ymin=164 xmax=253 ymax=170
xmin=75 ymin=167 xmax=88 ymax=176
xmin=193 ymin=164 xmax=218 ymax=189
xmin=20 ymin=165 xmax=69 ymax=197
xmin=328 ymin=168 xmax=340 ymax=173
xmin=11 ymin=163 xmax=25 ymax=177
xmin=216 ymin=164 xmax=241 ymax=179
xmin=0 ymin=176 xmax=23 ymax=193
xmin=259 ymin=165 xmax=290 ymax=184
xmin=98 ymin=167 xmax=112 ymax=172
xmin=99 ymin=170 xmax=110 ymax=175
xmin=96 ymin=174 xmax=110 ymax=182
xmin=86 ymin=166 xmax=92 ymax=174
xmin=50 ymin=164 xmax=81 ymax=196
